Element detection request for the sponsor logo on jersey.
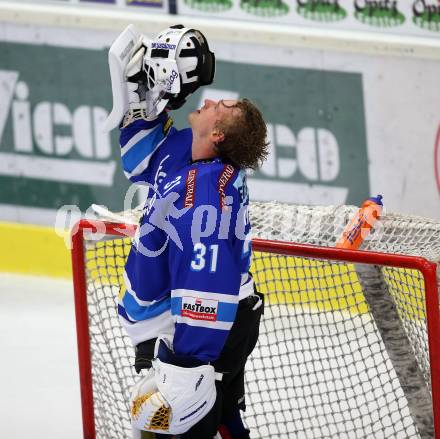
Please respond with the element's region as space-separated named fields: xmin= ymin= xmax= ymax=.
xmin=184 ymin=168 xmax=197 ymax=208
xmin=163 ymin=175 xmax=182 ymax=196
xmin=181 ymin=296 xmax=218 ymax=321
xmin=152 ymin=42 xmax=177 ymax=50
xmin=218 ymin=164 xmax=235 ymax=210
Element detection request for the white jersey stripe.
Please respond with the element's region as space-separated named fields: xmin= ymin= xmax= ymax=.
xmin=125 ymin=136 xmax=167 ymax=179
xmin=119 ymin=311 xmax=174 ymax=346
xmin=121 ymin=128 xmax=156 ymax=156
xmin=174 ymin=314 xmax=233 ymax=331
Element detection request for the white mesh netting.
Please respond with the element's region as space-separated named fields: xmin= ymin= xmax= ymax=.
xmin=77 ymin=201 xmax=439 ymax=438
xmin=249 ymin=202 xmax=440 ymax=263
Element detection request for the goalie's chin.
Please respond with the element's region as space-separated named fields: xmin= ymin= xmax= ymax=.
xmin=187 ymin=110 xmax=199 ymax=125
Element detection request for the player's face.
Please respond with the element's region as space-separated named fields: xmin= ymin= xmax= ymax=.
xmin=188 ymin=99 xmax=240 ymax=142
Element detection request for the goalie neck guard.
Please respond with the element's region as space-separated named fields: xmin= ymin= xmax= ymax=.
xmin=144 ymin=24 xmax=216 ymax=113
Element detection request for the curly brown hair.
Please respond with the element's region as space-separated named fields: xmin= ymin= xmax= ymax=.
xmin=213 ymin=98 xmax=269 ymax=170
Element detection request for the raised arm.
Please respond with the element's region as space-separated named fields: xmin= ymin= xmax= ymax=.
xmin=104 ymin=24 xmax=215 ymax=184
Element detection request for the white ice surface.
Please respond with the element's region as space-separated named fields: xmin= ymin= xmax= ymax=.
xmin=0 ymin=273 xmax=82 ymax=439
xmin=0 ymin=273 xmax=424 ymax=439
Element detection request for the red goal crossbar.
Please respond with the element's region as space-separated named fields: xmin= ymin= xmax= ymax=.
xmin=71 ymin=219 xmax=440 ymax=439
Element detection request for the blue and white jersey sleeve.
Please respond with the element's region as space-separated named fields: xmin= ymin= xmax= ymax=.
xmin=119 ymin=113 xmax=172 ymax=183
xmin=168 ymin=163 xmax=249 ymax=363
xmin=117 ymin=268 xmax=174 ymax=346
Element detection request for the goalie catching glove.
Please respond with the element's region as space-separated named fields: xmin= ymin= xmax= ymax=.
xmin=130 ymin=337 xmax=219 ymax=435
xmin=104 ymin=24 xmax=215 ymax=130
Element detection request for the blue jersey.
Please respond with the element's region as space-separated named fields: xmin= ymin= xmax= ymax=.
xmin=118 ymin=114 xmax=254 ymax=363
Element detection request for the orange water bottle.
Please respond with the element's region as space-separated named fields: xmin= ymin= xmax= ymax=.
xmin=336 ymin=195 xmax=383 ymax=250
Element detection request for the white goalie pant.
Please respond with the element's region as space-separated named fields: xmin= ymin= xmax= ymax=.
xmin=130 ymin=358 xmax=217 ymax=435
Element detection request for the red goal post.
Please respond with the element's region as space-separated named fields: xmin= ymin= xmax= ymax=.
xmin=71 ymin=215 xmax=440 ymax=439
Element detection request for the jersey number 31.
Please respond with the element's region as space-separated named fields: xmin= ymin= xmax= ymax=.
xmin=191 ymin=243 xmax=219 ymax=273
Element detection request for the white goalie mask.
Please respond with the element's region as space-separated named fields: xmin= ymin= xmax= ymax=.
xmin=104 ymin=24 xmax=215 ymax=131
xmin=144 ymin=25 xmax=216 ymax=112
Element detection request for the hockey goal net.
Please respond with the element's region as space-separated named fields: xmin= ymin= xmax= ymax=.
xmin=71 ymin=201 xmax=440 ymax=439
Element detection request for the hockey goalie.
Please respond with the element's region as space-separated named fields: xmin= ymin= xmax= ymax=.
xmin=105 ymin=23 xmax=268 ymax=439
